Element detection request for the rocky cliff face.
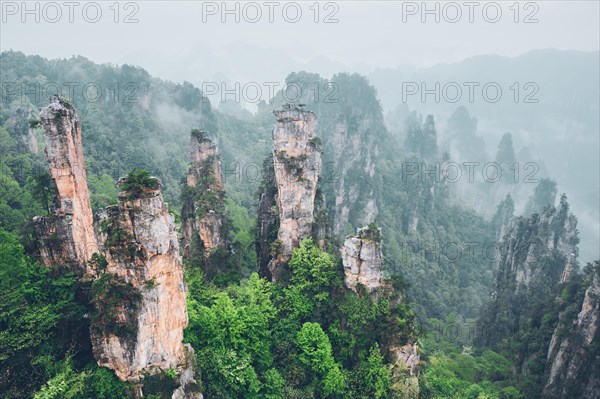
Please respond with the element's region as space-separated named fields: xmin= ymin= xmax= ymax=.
xmin=93 ymin=179 xmax=200 ymax=397
xmin=33 ymin=97 xmax=200 ymax=398
xmin=181 ymin=129 xmax=227 ymax=259
xmin=33 ymin=96 xmax=98 ymax=276
xmin=341 ymin=225 xmax=384 ymax=292
xmin=308 ymin=75 xmax=385 ymax=238
xmin=267 ymin=73 xmax=383 ymax=238
xmin=268 ymin=106 xmax=322 ymax=281
xmin=478 ymin=195 xmax=583 ymax=393
xmin=491 ymin=194 xmax=515 ymax=242
xmin=493 ymin=195 xmax=578 ymax=298
xmin=390 ymin=342 xmax=421 ymax=398
xmin=328 ymin=116 xmax=379 ymax=236
xmin=543 ymin=264 xmax=600 ymax=398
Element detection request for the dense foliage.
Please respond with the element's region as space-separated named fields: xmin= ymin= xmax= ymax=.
xmin=183 ymin=238 xmax=420 ymax=398
xmin=0 ymin=228 xmax=129 ymax=398
xmin=119 ymin=168 xmax=161 ymax=198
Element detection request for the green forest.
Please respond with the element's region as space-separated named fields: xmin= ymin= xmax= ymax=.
xmin=1 ymin=51 xmax=598 ymax=399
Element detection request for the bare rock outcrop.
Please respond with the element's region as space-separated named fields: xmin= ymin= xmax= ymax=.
xmin=494 ymin=194 xmax=578 ymax=295
xmin=269 ymin=106 xmax=322 ymax=281
xmin=32 ymin=97 xmax=200 ymax=398
xmin=390 ymin=342 xmax=421 ymax=398
xmin=341 ymin=225 xmax=384 ymax=292
xmin=478 ymin=194 xmax=582 ymax=386
xmin=33 ymin=96 xmax=98 ymax=275
xmin=92 ymin=178 xmax=201 ymax=397
xmin=256 ymin=157 xmax=279 ymax=279
xmin=181 ymin=129 xmax=227 ymax=261
xmin=329 ymin=117 xmax=379 ymax=236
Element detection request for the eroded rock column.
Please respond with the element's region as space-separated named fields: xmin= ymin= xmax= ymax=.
xmin=34 ymin=96 xmax=98 ymax=276
xmin=269 ymin=106 xmax=322 ymax=281
xmin=93 ymin=178 xmax=200 ymax=397
xmin=181 ymin=129 xmax=227 ymax=257
xmin=544 ymin=266 xmax=600 ymax=398
xmin=33 ymin=97 xmax=200 ymax=398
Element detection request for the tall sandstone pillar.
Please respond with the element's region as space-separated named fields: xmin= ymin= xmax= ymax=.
xmin=269 ymin=106 xmax=322 ymax=281
xmin=34 ymin=97 xmax=200 ymax=398
xmin=34 ymin=95 xmax=98 ymax=275
xmin=181 ymin=129 xmax=226 ymax=257
xmin=93 ymin=179 xmax=199 ymax=397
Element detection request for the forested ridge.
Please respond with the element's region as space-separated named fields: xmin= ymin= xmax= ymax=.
xmin=1 ymin=51 xmax=598 ymax=399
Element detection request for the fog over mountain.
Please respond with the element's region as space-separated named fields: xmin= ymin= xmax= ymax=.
xmin=370 ymin=49 xmax=600 ymax=263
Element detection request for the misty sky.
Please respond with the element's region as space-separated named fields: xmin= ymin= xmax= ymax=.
xmin=1 ymin=1 xmax=599 ymax=261
xmin=2 ymin=1 xmax=599 ymax=85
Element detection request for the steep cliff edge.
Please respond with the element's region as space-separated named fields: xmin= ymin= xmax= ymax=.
xmin=479 ymin=196 xmax=578 ymax=347
xmin=93 ymin=176 xmax=200 ymax=397
xmin=328 ymin=110 xmax=380 ymax=236
xmin=33 ymin=96 xmax=98 ymax=276
xmin=181 ymin=129 xmax=228 ymax=277
xmin=487 ymin=195 xmax=577 ymax=305
xmin=341 ymin=225 xmax=421 ymax=395
xmin=477 ymin=195 xmax=588 ymax=396
xmin=268 ymin=106 xmax=322 ymax=281
xmin=543 ymin=262 xmax=600 ymax=398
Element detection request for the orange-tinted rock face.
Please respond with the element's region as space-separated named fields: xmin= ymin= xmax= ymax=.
xmin=92 ymin=187 xmax=190 ymax=383
xmin=269 ymin=107 xmax=322 ymax=281
xmin=34 ymin=96 xmax=98 ymax=275
xmin=33 ymin=97 xmax=200 ymax=397
xmin=181 ymin=130 xmax=226 ymax=258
